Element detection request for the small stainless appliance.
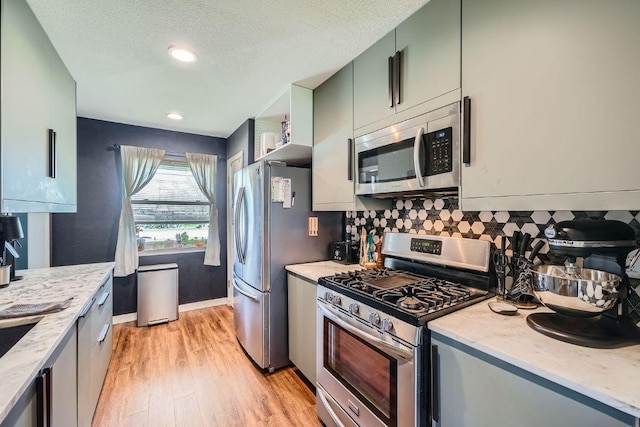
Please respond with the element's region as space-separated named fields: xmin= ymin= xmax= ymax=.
xmin=232 ymin=161 xmax=341 ymax=372
xmin=330 ymin=241 xmax=359 ymax=264
xmin=0 ymin=214 xmax=24 ymax=286
xmin=316 ymin=233 xmax=493 ymax=427
xmin=355 ymin=102 xmax=460 ymax=198
xmin=527 ymin=220 xmax=640 ymax=348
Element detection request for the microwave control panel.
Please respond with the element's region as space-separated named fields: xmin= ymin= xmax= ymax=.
xmin=425 ymin=127 xmax=453 ymax=176
xmin=410 ymin=238 xmax=442 ymax=255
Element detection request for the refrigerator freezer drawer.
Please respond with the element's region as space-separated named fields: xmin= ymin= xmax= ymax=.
xmin=233 ymin=275 xmax=268 ymax=369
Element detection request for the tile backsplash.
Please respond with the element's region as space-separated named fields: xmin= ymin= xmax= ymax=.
xmin=345 ymin=196 xmax=640 ymax=258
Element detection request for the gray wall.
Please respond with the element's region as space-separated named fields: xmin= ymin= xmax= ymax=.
xmin=52 ymin=118 xmax=228 ymax=315
xmin=226 ymin=119 xmax=254 ymax=167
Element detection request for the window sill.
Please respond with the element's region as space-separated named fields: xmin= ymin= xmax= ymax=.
xmin=138 ymin=247 xmax=206 ymax=257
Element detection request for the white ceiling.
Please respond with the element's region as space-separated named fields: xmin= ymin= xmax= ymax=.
xmin=26 ymin=0 xmax=431 ymax=138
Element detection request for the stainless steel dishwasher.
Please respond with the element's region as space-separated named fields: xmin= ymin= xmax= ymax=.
xmin=137 ymin=263 xmax=179 ymax=326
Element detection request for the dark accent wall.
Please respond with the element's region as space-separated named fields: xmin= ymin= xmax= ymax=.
xmin=227 ymin=119 xmax=255 ymax=166
xmin=52 ymin=118 xmax=228 ymax=315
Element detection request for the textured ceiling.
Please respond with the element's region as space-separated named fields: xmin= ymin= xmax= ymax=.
xmin=25 ymin=0 xmax=431 ymax=138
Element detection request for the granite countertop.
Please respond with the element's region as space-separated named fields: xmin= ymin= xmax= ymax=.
xmin=285 ymin=260 xmax=363 ymax=283
xmin=428 ymin=299 xmax=640 ymax=419
xmin=0 ymin=262 xmax=115 ymax=424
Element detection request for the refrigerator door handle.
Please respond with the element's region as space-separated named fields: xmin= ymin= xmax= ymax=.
xmin=234 ymin=187 xmax=245 ymax=264
xmin=238 ymin=186 xmax=247 ymax=264
xmin=233 ymin=278 xmax=260 ymax=302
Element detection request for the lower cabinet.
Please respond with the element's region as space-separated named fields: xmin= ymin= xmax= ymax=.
xmin=1 ymin=273 xmax=113 ymax=427
xmin=78 ymin=274 xmax=113 ymax=427
xmin=287 ymin=273 xmax=317 ymax=385
xmin=1 ymin=326 xmax=78 ymax=427
xmin=430 ymin=333 xmax=636 ymax=427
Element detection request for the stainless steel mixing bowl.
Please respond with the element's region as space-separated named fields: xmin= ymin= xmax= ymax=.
xmin=530 ymin=264 xmax=621 ymax=317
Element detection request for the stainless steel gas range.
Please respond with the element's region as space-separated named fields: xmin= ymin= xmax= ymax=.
xmin=316 ymin=232 xmax=494 ymax=427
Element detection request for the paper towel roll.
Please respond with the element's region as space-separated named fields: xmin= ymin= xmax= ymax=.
xmin=261 ymin=132 xmax=276 ymax=156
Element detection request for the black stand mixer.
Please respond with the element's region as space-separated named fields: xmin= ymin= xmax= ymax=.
xmin=526 ymin=220 xmax=640 ymax=348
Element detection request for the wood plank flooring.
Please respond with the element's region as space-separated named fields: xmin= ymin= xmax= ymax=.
xmin=93 ymin=305 xmax=321 ymax=427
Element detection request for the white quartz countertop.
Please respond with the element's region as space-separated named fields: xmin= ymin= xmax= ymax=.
xmin=428 ymin=299 xmax=640 ymax=419
xmin=285 ymin=261 xmax=363 ymax=283
xmin=0 ymin=262 xmax=115 ymax=424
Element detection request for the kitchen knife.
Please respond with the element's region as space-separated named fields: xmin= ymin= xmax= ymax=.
xmin=528 ymin=240 xmax=545 ymax=263
xmin=510 ymin=231 xmax=520 ymax=260
xmin=518 ymin=233 xmax=531 ymax=258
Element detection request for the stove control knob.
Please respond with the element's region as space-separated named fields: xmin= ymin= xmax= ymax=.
xmin=369 ymin=313 xmax=381 ymax=326
xmin=348 ymin=303 xmax=360 ymax=315
xmin=324 ymin=292 xmax=333 ymax=302
xmin=333 ymin=295 xmax=342 ymax=306
xmin=382 ymin=318 xmax=394 ymax=332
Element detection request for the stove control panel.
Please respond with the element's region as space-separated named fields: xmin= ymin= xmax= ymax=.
xmin=410 ymin=238 xmax=442 ymax=255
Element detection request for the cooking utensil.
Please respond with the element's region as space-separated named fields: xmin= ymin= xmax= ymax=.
xmin=493 ymin=236 xmax=508 ymax=300
xmin=531 ymin=264 xmax=621 ymax=317
xmin=528 ymin=240 xmax=545 ymax=263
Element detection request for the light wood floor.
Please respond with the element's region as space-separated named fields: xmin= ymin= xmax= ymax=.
xmin=92 ymin=305 xmax=321 ymax=427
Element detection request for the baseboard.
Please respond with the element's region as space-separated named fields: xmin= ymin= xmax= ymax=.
xmin=178 ymin=298 xmax=227 ymax=313
xmin=112 ymin=297 xmax=228 ymax=325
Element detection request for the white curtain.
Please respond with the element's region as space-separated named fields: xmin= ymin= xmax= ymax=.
xmin=114 ymin=146 xmax=165 ymax=277
xmin=186 ymin=152 xmax=220 ymax=266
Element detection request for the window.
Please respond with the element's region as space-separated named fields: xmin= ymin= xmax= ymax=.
xmin=131 ymin=157 xmax=209 ymax=251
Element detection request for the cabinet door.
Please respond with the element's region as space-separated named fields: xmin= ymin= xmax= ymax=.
xmin=460 ymin=0 xmax=640 ymax=210
xmin=0 ymin=382 xmax=37 ymax=427
xmin=313 ymin=63 xmax=356 ymax=209
xmin=48 ymin=46 xmax=77 ymax=211
xmin=287 ymin=274 xmax=317 ymax=384
xmin=353 ymin=32 xmax=396 ymax=130
xmin=431 ymin=335 xmax=634 ymax=427
xmin=0 ymin=0 xmax=52 ymax=211
xmin=49 ymin=327 xmax=78 ymax=427
xmin=396 ymin=0 xmax=460 ymax=114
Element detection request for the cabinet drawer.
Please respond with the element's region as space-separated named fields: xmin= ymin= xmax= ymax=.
xmin=90 ymin=318 xmax=112 ymax=409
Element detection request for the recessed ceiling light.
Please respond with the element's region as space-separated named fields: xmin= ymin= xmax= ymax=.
xmin=168 ymin=46 xmax=197 ymax=63
xmin=167 ymin=112 xmax=184 ymax=120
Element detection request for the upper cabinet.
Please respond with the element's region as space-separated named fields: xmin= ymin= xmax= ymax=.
xmin=460 ymin=0 xmax=640 ymax=211
xmin=353 ymin=0 xmax=461 ymax=135
xmin=1 ymin=0 xmax=77 ymax=213
xmin=254 ymin=85 xmax=313 ymax=165
xmin=312 ymin=63 xmax=388 ymax=211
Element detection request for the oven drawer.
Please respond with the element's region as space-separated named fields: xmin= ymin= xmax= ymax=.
xmin=317 ymin=384 xmax=360 ymax=427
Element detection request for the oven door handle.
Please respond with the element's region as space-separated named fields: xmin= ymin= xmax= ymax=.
xmin=318 ymin=302 xmax=414 ymax=361
xmin=413 ymin=126 xmax=426 ymax=188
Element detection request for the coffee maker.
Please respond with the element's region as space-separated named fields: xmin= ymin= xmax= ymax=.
xmin=526 ymin=220 xmax=640 ymax=348
xmin=0 ymin=214 xmax=25 ymax=287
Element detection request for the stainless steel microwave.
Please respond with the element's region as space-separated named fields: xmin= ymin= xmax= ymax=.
xmin=355 ymin=102 xmax=460 ymax=198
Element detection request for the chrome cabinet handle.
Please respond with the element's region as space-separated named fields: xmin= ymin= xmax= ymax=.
xmin=413 ymin=126 xmax=426 ymax=187
xmin=317 ymin=386 xmax=347 ymax=427
xmin=78 ymin=297 xmax=95 ymax=318
xmin=97 ymin=290 xmax=110 ymax=307
xmin=233 ymin=279 xmax=259 ymax=302
xmin=318 ymin=302 xmax=414 ymax=360
xmin=98 ymin=324 xmax=110 ymax=343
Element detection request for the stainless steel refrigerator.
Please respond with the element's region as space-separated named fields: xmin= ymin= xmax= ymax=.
xmin=232 ymin=161 xmax=341 ymax=372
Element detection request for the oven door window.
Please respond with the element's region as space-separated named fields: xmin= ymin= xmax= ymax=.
xmin=324 ymin=318 xmax=397 ymax=426
xmin=358 ymin=138 xmax=422 ymax=185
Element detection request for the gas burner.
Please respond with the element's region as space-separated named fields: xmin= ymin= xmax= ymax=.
xmin=398 ymin=295 xmax=424 ymax=310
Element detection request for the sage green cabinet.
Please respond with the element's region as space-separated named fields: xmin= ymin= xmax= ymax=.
xmin=0 ymin=0 xmax=77 ymax=213
xmin=0 ymin=383 xmax=36 ymax=427
xmin=430 ymin=334 xmax=635 ymax=427
xmin=353 ymin=0 xmax=461 ymax=133
xmin=287 ymin=273 xmax=317 ymax=384
xmin=312 ymin=63 xmax=388 ymax=211
xmin=460 ymin=0 xmax=640 ymax=210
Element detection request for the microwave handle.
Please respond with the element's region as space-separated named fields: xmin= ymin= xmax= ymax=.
xmin=413 ymin=127 xmax=426 ymax=187
xmin=463 ymin=96 xmax=471 ymax=164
